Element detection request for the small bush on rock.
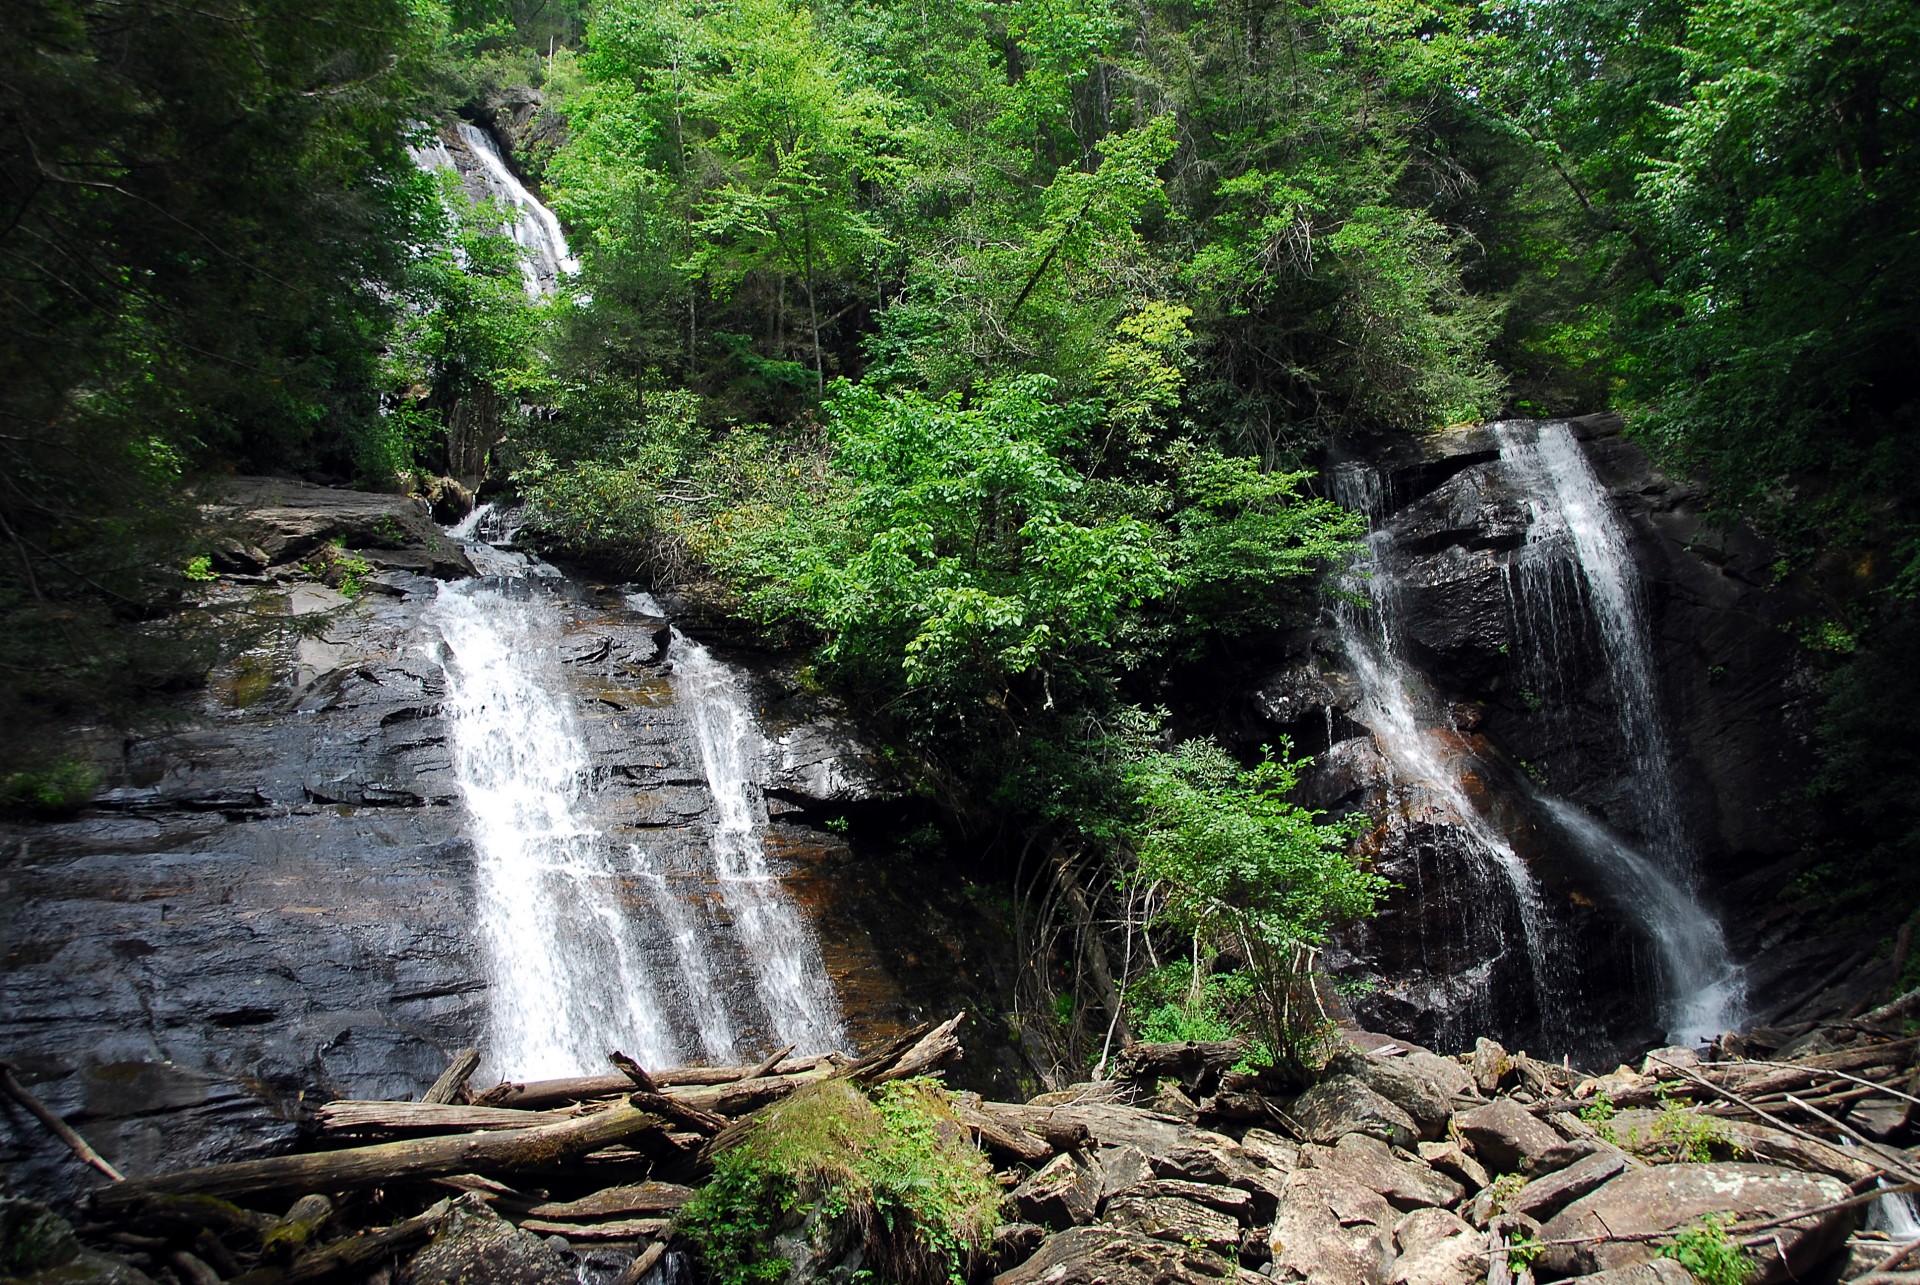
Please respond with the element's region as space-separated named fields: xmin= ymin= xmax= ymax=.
xmin=680 ymin=1078 xmax=1001 ymax=1285
xmin=1660 ymin=1214 xmax=1752 ymax=1285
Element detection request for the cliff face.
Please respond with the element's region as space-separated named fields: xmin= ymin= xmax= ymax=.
xmin=1219 ymin=417 xmax=1842 ymax=1057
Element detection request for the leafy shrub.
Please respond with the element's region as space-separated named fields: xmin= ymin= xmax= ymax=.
xmin=1126 ymin=959 xmax=1251 ymax=1045
xmin=1659 ymin=1214 xmax=1751 ymax=1285
xmin=1126 ymin=739 xmax=1383 ymax=1077
xmin=679 ymin=1078 xmax=1001 ymax=1285
xmin=0 ymin=760 xmax=103 ymax=818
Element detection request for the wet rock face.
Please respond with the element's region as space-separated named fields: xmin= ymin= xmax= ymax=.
xmin=0 ymin=489 xmax=1020 ymax=1208
xmin=1234 ymin=416 xmax=1820 ymax=1054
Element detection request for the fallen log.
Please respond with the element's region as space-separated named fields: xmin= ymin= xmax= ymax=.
xmin=615 ymin=1240 xmax=669 ymax=1285
xmin=315 ymin=1101 xmax=581 ymax=1136
xmin=95 ymin=1103 xmax=667 ymax=1210
xmin=520 ymin=1182 xmax=695 ymax=1220
xmin=0 ymin=1062 xmax=125 ymax=1182
xmin=474 ymin=1057 xmax=833 ymax=1109
xmin=232 ymin=1197 xmax=455 ymax=1285
xmin=517 ymin=1216 xmax=669 ymax=1240
xmin=870 ymin=1012 xmax=966 ymax=1084
xmin=959 ymin=1108 xmax=1052 ymax=1165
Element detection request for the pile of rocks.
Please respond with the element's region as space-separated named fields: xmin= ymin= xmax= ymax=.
xmin=7 ymin=1010 xmax=1918 ymax=1285
xmin=978 ymin=1024 xmax=1918 ymax=1285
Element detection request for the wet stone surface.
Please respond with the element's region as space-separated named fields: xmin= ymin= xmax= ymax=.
xmin=0 ymin=560 xmax=1016 ymax=1207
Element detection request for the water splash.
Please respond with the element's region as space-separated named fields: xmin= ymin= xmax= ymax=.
xmin=671 ymin=630 xmax=848 ymax=1054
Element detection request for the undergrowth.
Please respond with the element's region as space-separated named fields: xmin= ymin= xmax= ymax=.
xmin=1659 ymin=1214 xmax=1752 ymax=1285
xmin=679 ymin=1078 xmax=1001 ymax=1285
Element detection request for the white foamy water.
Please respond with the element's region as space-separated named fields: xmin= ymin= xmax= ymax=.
xmin=1498 ymin=421 xmax=1745 ymax=1041
xmin=427 ymin=581 xmax=677 ymax=1077
xmin=411 ymin=122 xmax=580 ymax=298
xmin=671 ymin=630 xmax=848 ymax=1054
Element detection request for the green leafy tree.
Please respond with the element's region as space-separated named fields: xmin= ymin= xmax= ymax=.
xmin=1127 ymin=739 xmax=1383 ymax=1074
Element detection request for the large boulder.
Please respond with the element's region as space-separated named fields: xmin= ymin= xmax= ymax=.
xmin=1451 ymin=1099 xmax=1564 ymax=1175
xmin=1505 ymin=1148 xmax=1626 ymax=1222
xmin=1308 ymin=1135 xmax=1464 ymax=1212
xmin=201 ymin=476 xmax=474 ymax=578
xmin=1568 ymin=1262 xmax=1698 ymax=1285
xmin=1327 ymin=1046 xmax=1475 ymax=1142
xmin=1388 ymin=1208 xmax=1481 ymax=1285
xmin=1106 ymin=1193 xmax=1242 ymax=1255
xmin=403 ymin=1197 xmax=574 ymax=1285
xmin=1289 ymin=1076 xmax=1419 ymax=1151
xmin=1267 ymin=1169 xmax=1398 ymax=1285
xmin=1538 ymin=1163 xmax=1852 ymax=1285
xmin=1012 ymin=1153 xmax=1099 ymax=1229
xmin=993 ymin=1226 xmax=1260 ymax=1285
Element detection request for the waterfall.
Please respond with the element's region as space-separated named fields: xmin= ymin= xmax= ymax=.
xmin=1328 ymin=463 xmax=1579 ymax=1048
xmin=671 ymin=630 xmax=849 ymax=1054
xmin=1497 ymin=421 xmax=1745 ymax=1041
xmin=411 ymin=122 xmax=580 ymax=298
xmin=427 ymin=534 xmax=846 ymax=1076
xmin=428 ymin=579 xmax=679 ymax=1077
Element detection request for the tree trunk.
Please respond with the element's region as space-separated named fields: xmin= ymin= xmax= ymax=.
xmin=96 ymin=1103 xmax=666 ymax=1209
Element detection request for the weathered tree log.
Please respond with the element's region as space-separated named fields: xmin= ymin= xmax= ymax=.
xmin=422 ymin=1049 xmax=480 ymax=1105
xmin=969 ymin=1102 xmax=1091 ymax=1154
xmin=95 ymin=1104 xmax=666 ymax=1210
xmin=0 ymin=1062 xmax=125 ymax=1182
xmin=474 ymin=1057 xmax=833 ymax=1109
xmin=1114 ymin=1041 xmax=1247 ymax=1083
xmin=615 ymin=1240 xmax=669 ymax=1285
xmin=871 ymin=1012 xmax=967 ymax=1083
xmin=610 ymin=1051 xmax=663 ymax=1095
xmin=315 ymin=1101 xmax=581 ymax=1136
xmin=520 ymin=1182 xmax=695 ymax=1220
xmin=959 ymin=1108 xmax=1052 ymax=1164
xmin=517 ymin=1216 xmax=669 ymax=1240
xmin=169 ymin=1250 xmax=222 ymax=1285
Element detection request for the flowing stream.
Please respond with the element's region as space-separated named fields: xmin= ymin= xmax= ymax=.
xmin=425 ymin=528 xmax=844 ymax=1077
xmin=1497 ymin=421 xmax=1745 ymax=1042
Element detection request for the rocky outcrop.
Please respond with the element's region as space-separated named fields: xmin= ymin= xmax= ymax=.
xmin=197 ymin=476 xmax=475 ymax=579
xmin=0 ymin=484 xmax=1020 ymax=1209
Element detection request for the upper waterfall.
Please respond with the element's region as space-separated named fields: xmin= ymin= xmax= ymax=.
xmin=412 ymin=121 xmax=580 ymax=298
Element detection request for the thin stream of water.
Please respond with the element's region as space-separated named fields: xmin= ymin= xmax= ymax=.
xmin=671 ymin=630 xmax=848 ymax=1054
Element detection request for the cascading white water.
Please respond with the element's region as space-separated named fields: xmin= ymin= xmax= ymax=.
xmin=1496 ymin=421 xmax=1745 ymax=1041
xmin=1499 ymin=423 xmax=1689 ymax=861
xmin=629 ymin=844 xmax=742 ymax=1064
xmin=411 ymin=123 xmax=580 ymax=298
xmin=428 ymin=580 xmax=678 ymax=1077
xmin=671 ymin=630 xmax=849 ymax=1054
xmin=1329 ymin=464 xmax=1579 ymax=1044
xmin=1536 ymin=798 xmax=1743 ymax=1044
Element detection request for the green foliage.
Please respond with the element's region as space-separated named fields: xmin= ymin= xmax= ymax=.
xmin=679 ymin=1078 xmax=1001 ymax=1285
xmin=1659 ymin=1215 xmax=1752 ymax=1285
xmin=1126 ymin=960 xmax=1252 ymax=1045
xmin=1127 ymin=740 xmax=1384 ymax=1073
xmin=0 ymin=759 xmax=102 ymax=818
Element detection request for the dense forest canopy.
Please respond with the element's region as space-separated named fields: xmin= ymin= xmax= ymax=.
xmin=2 ymin=0 xmax=1916 ymax=1048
